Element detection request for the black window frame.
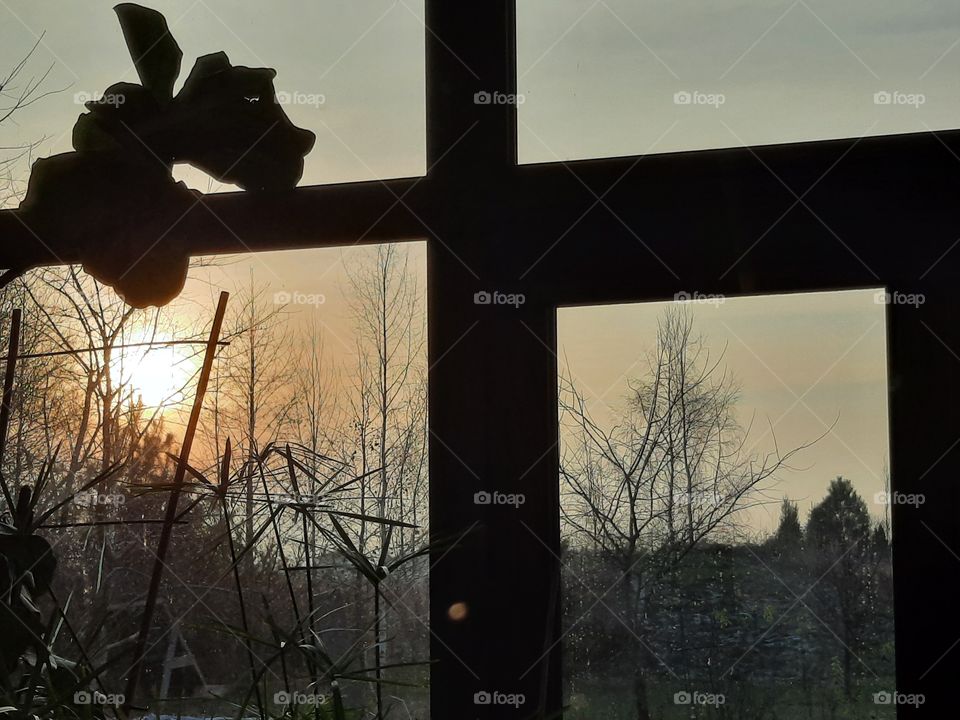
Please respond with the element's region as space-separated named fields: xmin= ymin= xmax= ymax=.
xmin=2 ymin=2 xmax=958 ymax=717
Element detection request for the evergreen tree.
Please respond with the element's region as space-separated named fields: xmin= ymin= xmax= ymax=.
xmin=805 ymin=477 xmax=874 ymax=698
xmin=773 ymin=498 xmax=803 ymax=549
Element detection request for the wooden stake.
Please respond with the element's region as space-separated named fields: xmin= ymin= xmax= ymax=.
xmin=123 ymin=291 xmax=228 ymax=711
xmin=0 ymin=308 xmax=22 ymax=511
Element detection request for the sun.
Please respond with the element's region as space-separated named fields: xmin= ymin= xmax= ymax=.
xmin=118 ymin=337 xmax=198 ymax=410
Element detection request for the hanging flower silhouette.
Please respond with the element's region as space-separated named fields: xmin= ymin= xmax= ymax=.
xmin=18 ymin=3 xmax=315 ymax=307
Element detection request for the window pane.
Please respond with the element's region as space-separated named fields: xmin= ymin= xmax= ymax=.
xmin=0 ymin=1 xmax=425 ymax=191
xmin=0 ymin=242 xmax=429 ymax=718
xmin=518 ymin=0 xmax=960 ymax=162
xmin=557 ymin=289 xmax=895 ymax=717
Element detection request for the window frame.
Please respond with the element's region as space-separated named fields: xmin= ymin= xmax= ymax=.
xmin=2 ymin=2 xmax=959 ymax=717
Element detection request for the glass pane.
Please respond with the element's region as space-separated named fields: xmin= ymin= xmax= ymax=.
xmin=0 ymin=1 xmax=425 ymax=191
xmin=0 ymin=242 xmax=429 ymax=718
xmin=518 ymin=0 xmax=960 ymax=162
xmin=557 ymin=289 xmax=896 ymax=718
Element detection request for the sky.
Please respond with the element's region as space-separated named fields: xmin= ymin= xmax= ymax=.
xmin=181 ymin=243 xmax=427 ymax=360
xmin=0 ymin=0 xmax=427 ymax=188
xmin=1 ymin=1 xmax=931 ymax=533
xmin=130 ymin=242 xmax=428 ymax=444
xmin=517 ymin=0 xmax=960 ymax=161
xmin=4 ymin=1 xmax=960 ymax=182
xmin=558 ymin=289 xmax=890 ymax=534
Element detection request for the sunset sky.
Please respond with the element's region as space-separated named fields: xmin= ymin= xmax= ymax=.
xmin=3 ymin=1 xmax=960 ymax=183
xmin=558 ymin=289 xmax=890 ymax=534
xmin=517 ymin=0 xmax=960 ymax=161
xmin=0 ymin=9 xmax=926 ymax=719
xmin=2 ymin=1 xmax=927 ymax=532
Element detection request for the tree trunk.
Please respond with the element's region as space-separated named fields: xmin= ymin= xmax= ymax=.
xmin=627 ymin=569 xmax=652 ymax=720
xmin=632 ymin=665 xmax=651 ymax=720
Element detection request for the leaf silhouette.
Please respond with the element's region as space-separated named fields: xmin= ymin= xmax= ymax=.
xmin=115 ymin=3 xmax=182 ymax=102
xmin=17 ymin=3 xmax=315 ymax=307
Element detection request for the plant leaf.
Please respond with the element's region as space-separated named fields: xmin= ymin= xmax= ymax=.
xmin=114 ymin=3 xmax=183 ymax=101
xmin=326 ymin=510 xmax=416 ymax=529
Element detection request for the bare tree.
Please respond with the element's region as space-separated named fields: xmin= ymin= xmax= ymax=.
xmin=344 ymin=244 xmax=427 ymax=554
xmin=0 ymin=282 xmax=71 ymax=479
xmin=15 ymin=267 xmax=196 ymax=477
xmin=1 ymin=39 xmax=73 ymax=472
xmin=0 ymin=36 xmax=63 ymax=214
xmin=295 ymin=316 xmax=340 ymax=465
xmin=213 ymin=274 xmax=298 ymax=544
xmin=342 ymin=243 xmax=428 ymax=715
xmin=559 ymin=307 xmax=814 ymax=720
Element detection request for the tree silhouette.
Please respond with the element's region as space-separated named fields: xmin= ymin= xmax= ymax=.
xmin=559 ymin=308 xmax=814 ymax=720
xmin=773 ymin=497 xmax=803 ymax=550
xmin=805 ymin=476 xmax=873 ymax=698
